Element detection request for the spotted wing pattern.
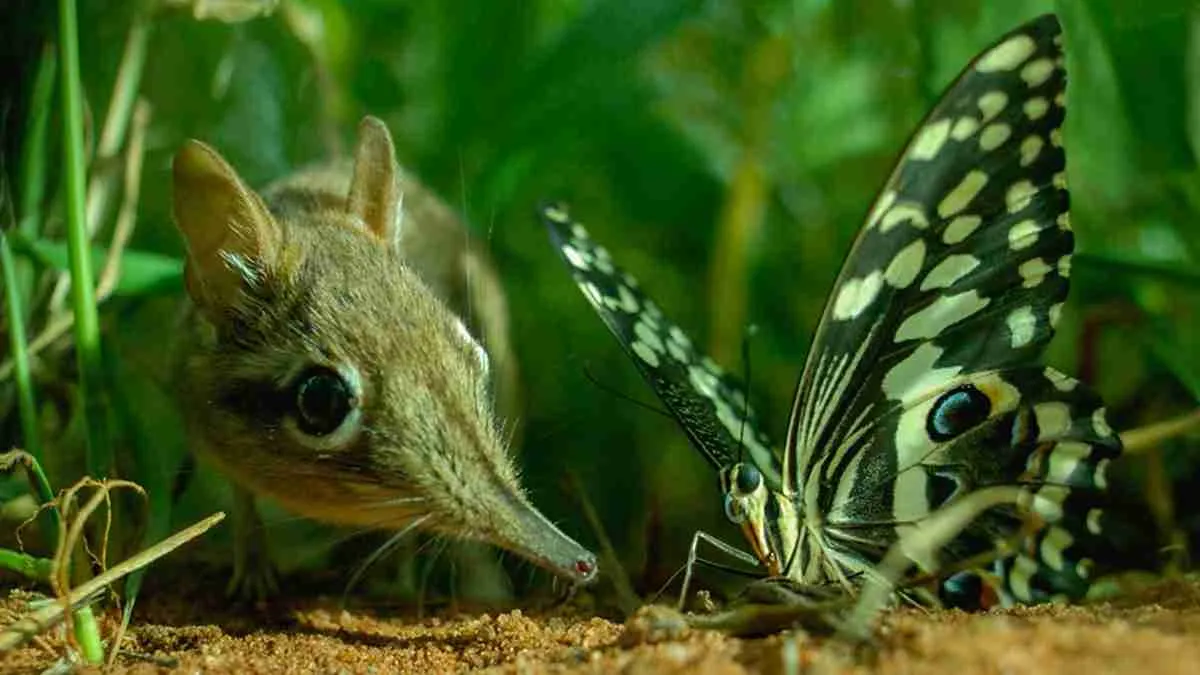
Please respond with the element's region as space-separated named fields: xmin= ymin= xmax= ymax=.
xmin=543 ymin=205 xmax=781 ymax=489
xmin=776 ymin=14 xmax=1121 ymax=602
xmin=544 ymin=13 xmax=1125 ymax=607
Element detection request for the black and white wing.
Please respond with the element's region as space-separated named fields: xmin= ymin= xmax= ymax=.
xmin=543 ymin=204 xmax=782 ymax=489
xmin=782 ymin=14 xmax=1118 ymax=602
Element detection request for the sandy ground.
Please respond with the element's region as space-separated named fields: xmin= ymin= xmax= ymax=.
xmin=4 ymin=576 xmax=1200 ymax=674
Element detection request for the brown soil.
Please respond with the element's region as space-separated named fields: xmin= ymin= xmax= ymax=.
xmin=4 ymin=577 xmax=1200 ymax=674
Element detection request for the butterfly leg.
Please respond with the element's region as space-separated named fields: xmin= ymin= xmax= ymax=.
xmin=643 ymin=530 xmax=851 ymax=638
xmin=677 ymin=530 xmax=762 ymax=609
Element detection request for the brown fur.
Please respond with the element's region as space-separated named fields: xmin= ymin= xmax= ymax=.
xmin=171 ymin=117 xmax=592 ymax=585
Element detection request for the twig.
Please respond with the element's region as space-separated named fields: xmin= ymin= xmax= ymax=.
xmin=1122 ymin=408 xmax=1200 ymax=455
xmin=51 ymin=478 xmax=143 ymax=662
xmin=0 ymin=512 xmax=226 ymax=653
xmin=52 ymin=479 xmax=145 ymax=600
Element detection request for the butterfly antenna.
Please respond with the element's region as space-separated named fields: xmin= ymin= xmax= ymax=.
xmin=581 ymin=362 xmax=673 ymax=420
xmin=736 ymin=323 xmax=759 ymax=464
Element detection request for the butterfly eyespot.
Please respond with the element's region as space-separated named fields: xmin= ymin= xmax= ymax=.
xmin=723 ymin=494 xmax=746 ymax=524
xmin=733 ymin=464 xmax=762 ymax=495
xmin=294 ymin=367 xmax=355 ymax=436
xmin=939 ymin=571 xmax=986 ymax=610
xmin=549 ymin=15 xmax=1107 ymax=611
xmin=927 ymin=385 xmax=992 ymax=442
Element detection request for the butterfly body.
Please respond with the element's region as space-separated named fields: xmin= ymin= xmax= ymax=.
xmin=546 ymin=13 xmax=1122 ymax=607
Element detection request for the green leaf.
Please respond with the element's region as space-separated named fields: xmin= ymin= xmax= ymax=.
xmin=490 ymin=0 xmax=706 ymax=170
xmin=14 ymin=236 xmax=182 ymax=296
xmin=1057 ymin=0 xmax=1138 ymax=206
xmin=1076 ymin=0 xmax=1196 ymax=174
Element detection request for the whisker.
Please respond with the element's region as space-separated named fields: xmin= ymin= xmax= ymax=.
xmin=496 ymin=416 xmax=512 ymax=453
xmin=340 ymin=513 xmax=432 ymax=606
xmin=359 ymin=496 xmax=430 ymax=509
xmin=417 ymin=535 xmax=449 ymax=618
xmin=491 ymin=546 xmax=516 ymax=600
xmin=415 ymin=533 xmax=446 ymax=559
xmin=523 ymin=555 xmax=538 ymax=592
xmin=503 ymin=417 xmax=519 ymax=454
xmin=456 ymin=152 xmax=482 ymax=414
xmin=316 ymin=525 xmax=389 ymax=552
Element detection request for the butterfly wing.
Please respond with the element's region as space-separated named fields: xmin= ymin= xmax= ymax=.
xmin=781 ymin=14 xmax=1118 ymax=600
xmin=543 ymin=205 xmax=782 ymax=488
xmin=818 ymin=365 xmax=1120 ymax=602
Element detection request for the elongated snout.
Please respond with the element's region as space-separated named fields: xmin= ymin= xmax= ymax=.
xmin=491 ymin=493 xmax=598 ymax=585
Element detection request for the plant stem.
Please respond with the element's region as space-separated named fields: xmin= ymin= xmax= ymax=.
xmin=0 ymin=233 xmax=44 ymax=463
xmin=15 ymin=44 xmax=57 ymax=312
xmin=0 ymin=456 xmax=61 ymax=600
xmin=0 ymin=512 xmax=226 ymax=654
xmin=72 ymin=606 xmax=104 ymax=665
xmin=0 ymin=451 xmax=59 ymax=514
xmin=18 ymin=44 xmax=56 ymax=239
xmin=1122 ymin=408 xmax=1200 ymax=454
xmin=58 ymin=0 xmax=111 ymax=477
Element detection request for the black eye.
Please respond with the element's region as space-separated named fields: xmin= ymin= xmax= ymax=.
xmin=734 ymin=464 xmax=762 ymax=495
xmin=927 ymin=385 xmax=991 ymax=442
xmin=293 ymin=367 xmax=353 ymax=437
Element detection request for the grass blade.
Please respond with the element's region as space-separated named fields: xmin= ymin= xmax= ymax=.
xmin=0 ymin=511 xmax=226 ymax=655
xmin=14 ymin=43 xmax=56 ymax=311
xmin=13 ymin=237 xmax=183 ymax=296
xmin=18 ymin=43 xmax=56 ymax=239
xmin=0 ymin=548 xmax=54 ymax=582
xmin=57 ymin=0 xmax=111 ymax=476
xmin=0 ymin=232 xmax=43 ymax=463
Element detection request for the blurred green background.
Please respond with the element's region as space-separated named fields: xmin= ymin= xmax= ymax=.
xmin=1 ymin=0 xmax=1198 ymax=607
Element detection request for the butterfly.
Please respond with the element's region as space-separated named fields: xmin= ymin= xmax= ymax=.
xmin=542 ymin=13 xmax=1125 ymax=610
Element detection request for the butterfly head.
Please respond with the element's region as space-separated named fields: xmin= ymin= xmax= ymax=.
xmin=720 ymin=462 xmax=783 ymax=574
